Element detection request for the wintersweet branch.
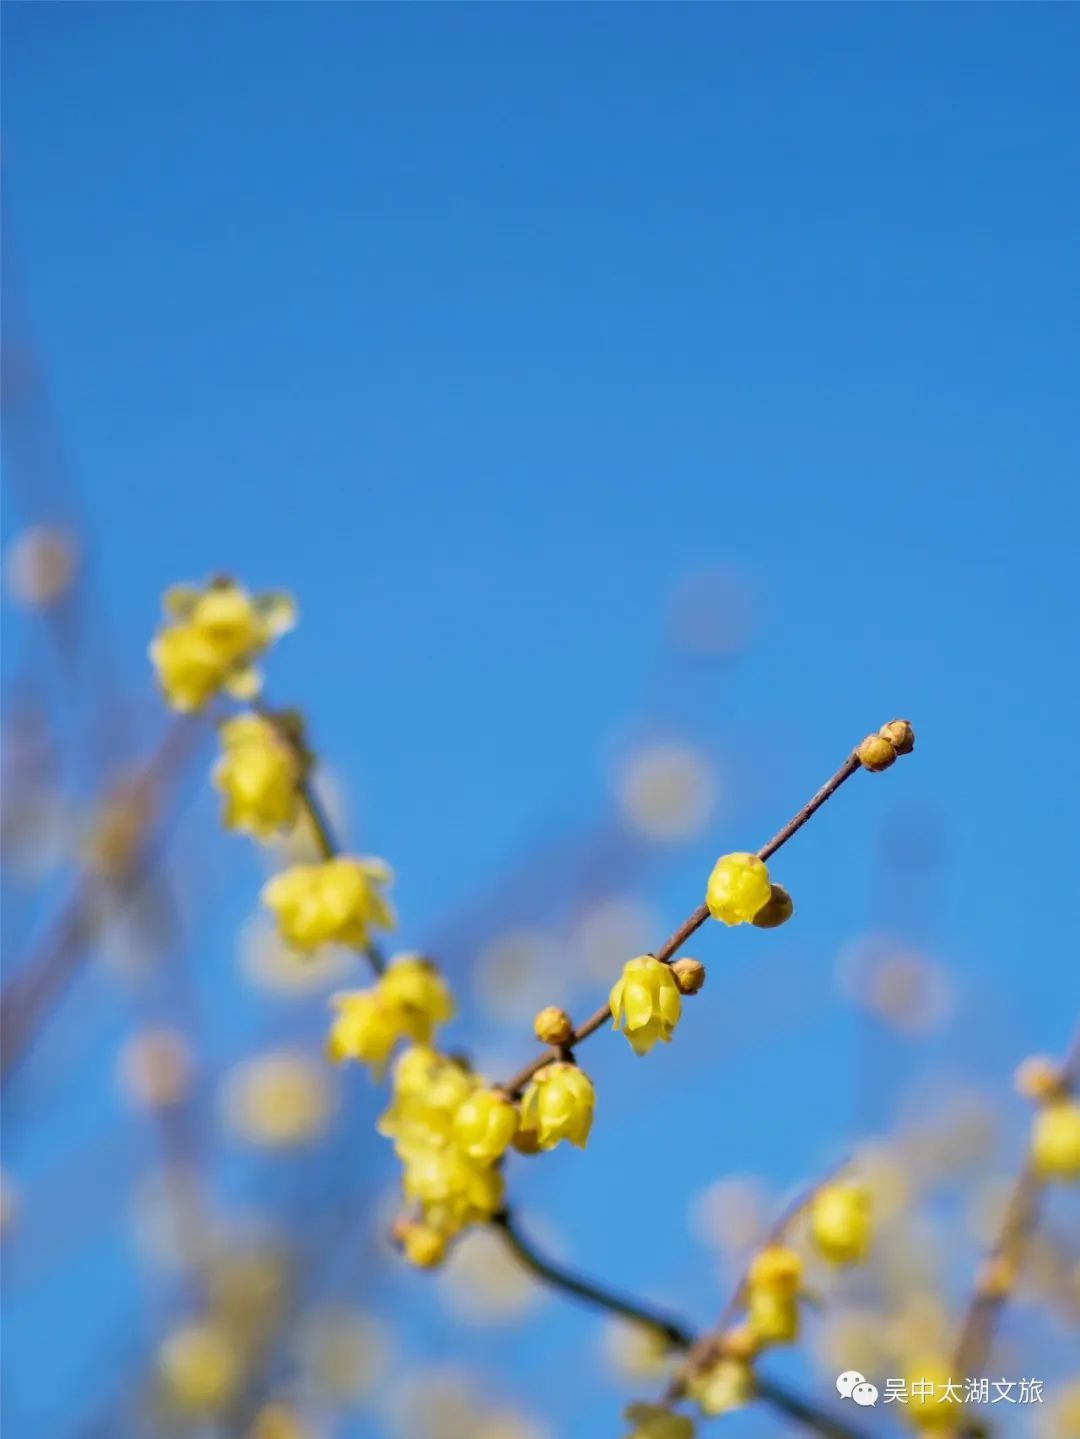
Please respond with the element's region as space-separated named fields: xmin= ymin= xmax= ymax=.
xmin=499 ymin=731 xmax=894 ymax=1098
xmin=952 ymin=1023 xmax=1080 ymax=1398
xmin=491 ymin=1210 xmax=871 ymax=1439
xmin=492 ymin=1208 xmax=693 ymax=1348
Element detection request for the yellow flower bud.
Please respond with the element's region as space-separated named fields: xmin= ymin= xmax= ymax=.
xmin=810 ymin=1182 xmax=872 ymax=1265
xmin=213 ymin=714 xmax=301 ymax=839
xmin=158 ymin=1321 xmax=242 ymax=1415
xmin=534 ymin=1005 xmax=574 ymax=1046
xmin=857 ymin=733 xmax=897 ymax=772
xmin=519 ymin=1062 xmax=595 ymax=1150
xmin=705 ymin=853 xmax=772 ymax=926
xmin=689 ymin=1356 xmax=754 ymax=1415
xmin=623 ymin=1402 xmax=696 ymax=1439
xmin=398 ymin=1221 xmax=448 ymax=1269
xmin=326 ymin=990 xmax=401 ymax=1074
xmin=750 ymin=884 xmax=794 ymax=930
xmin=747 ymin=1245 xmax=803 ymax=1294
xmin=1031 ymin=1099 xmax=1080 ymax=1181
xmin=609 ymin=955 xmax=682 ymax=1056
xmin=1014 ymin=1055 xmax=1066 ymax=1103
xmin=262 ymin=856 xmax=394 ymax=952
xmin=747 ymin=1284 xmax=799 ymax=1344
xmin=453 ymin=1088 xmax=519 ymax=1164
xmin=878 ymin=719 xmax=915 ymax=755
xmin=377 ymin=954 xmax=454 ymax=1042
xmin=671 ymin=958 xmax=705 ymax=995
xmin=717 ymin=1327 xmax=760 ymax=1362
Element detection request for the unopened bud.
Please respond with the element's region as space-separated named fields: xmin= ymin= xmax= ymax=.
xmin=1015 ymin=1055 xmax=1066 ymax=1103
xmin=857 ymin=733 xmax=897 ymax=772
xmin=533 ymin=1005 xmax=574 ymax=1047
xmin=398 ymin=1221 xmax=447 ymax=1269
xmin=751 ymin=884 xmax=794 ymax=929
xmin=878 ymin=719 xmax=915 ymax=755
xmin=671 ymin=957 xmax=706 ymax=995
xmin=512 ymin=1125 xmax=542 ymax=1155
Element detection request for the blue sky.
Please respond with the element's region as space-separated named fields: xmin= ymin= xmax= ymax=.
xmin=3 ymin=6 xmax=1079 ymax=1438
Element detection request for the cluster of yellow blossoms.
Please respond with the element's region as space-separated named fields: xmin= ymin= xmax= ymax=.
xmin=629 ymin=1181 xmax=875 ymax=1436
xmin=150 ymin=577 xmax=296 ymax=712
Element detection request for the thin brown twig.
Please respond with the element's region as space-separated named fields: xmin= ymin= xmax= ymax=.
xmin=952 ymin=1022 xmax=1080 ymax=1396
xmin=491 ymin=1209 xmax=871 ymax=1439
xmin=0 ymin=716 xmax=202 ymax=1080
xmin=665 ymin=1158 xmax=851 ymax=1403
xmin=500 ymin=745 xmax=865 ymax=1097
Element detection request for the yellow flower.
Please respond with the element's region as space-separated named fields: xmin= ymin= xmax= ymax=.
xmin=326 ymin=990 xmax=401 ymax=1074
xmin=378 ymin=1046 xmax=476 ymax=1155
xmin=746 ymin=1244 xmax=803 ymax=1345
xmin=903 ymin=1362 xmax=963 ymax=1428
xmin=519 ymin=1062 xmax=594 ymax=1150
xmin=689 ymin=1357 xmax=754 ymax=1415
xmin=747 ymin=1245 xmax=803 ymax=1293
xmin=262 ymin=856 xmax=394 ymax=952
xmin=623 ymin=1402 xmax=696 ymax=1438
xmin=609 ymin=955 xmax=682 ymax=1056
xmin=377 ymin=953 xmax=455 ymax=1042
xmin=746 ymin=1284 xmax=799 ymax=1344
xmin=213 ymin=714 xmax=301 ymax=839
xmin=454 ymin=1088 xmax=519 ymax=1164
xmin=1031 ymin=1099 xmax=1080 ymax=1181
xmin=150 ymin=579 xmax=295 ymax=711
xmin=810 ymin=1182 xmax=872 ymax=1264
xmin=158 ymin=1321 xmax=242 ymax=1415
xmin=705 ymin=852 xmax=773 ymax=926
xmin=401 ymin=1144 xmax=505 ymax=1230
xmin=249 ymin=1404 xmax=311 ymax=1439
xmin=149 ymin=622 xmax=233 ymax=712
xmin=398 ymin=1220 xmax=449 ymax=1269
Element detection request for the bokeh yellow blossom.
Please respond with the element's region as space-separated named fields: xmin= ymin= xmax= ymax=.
xmin=213 ymin=713 xmax=302 ymax=839
xmin=326 ymin=990 xmax=402 ymax=1073
xmin=158 ymin=1321 xmax=242 ymax=1416
xmin=262 ymin=856 xmax=394 ymax=952
xmin=623 ymin=1401 xmax=696 ymax=1438
xmin=689 ymin=1356 xmax=754 ymax=1415
xmin=1031 ymin=1099 xmax=1080 ymax=1181
xmin=377 ymin=953 xmax=455 ymax=1042
xmin=150 ymin=578 xmax=295 ymax=710
xmin=810 ymin=1182 xmax=872 ymax=1264
xmin=705 ymin=852 xmax=772 ymax=926
xmin=223 ymin=1052 xmax=332 ymax=1147
xmin=609 ymin=955 xmax=682 ymax=1056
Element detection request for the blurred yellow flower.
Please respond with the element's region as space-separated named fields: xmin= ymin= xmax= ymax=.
xmin=223 ymin=1053 xmax=332 ymax=1147
xmin=453 ymin=1088 xmax=519 ymax=1164
xmin=294 ymin=1306 xmax=389 ymax=1402
xmin=262 ymin=856 xmax=394 ymax=952
xmin=617 ymin=743 xmax=718 ymax=842
xmin=158 ymin=1320 xmax=242 ymax=1415
xmin=746 ymin=1244 xmax=803 ymax=1345
xmin=705 ymin=853 xmax=772 ymax=926
xmin=249 ymin=1404 xmax=312 ymax=1439
xmin=623 ymin=1401 xmax=695 ymax=1438
xmin=1031 ymin=1100 xmax=1080 ymax=1181
xmin=213 ymin=713 xmax=302 ymax=839
xmin=377 ymin=953 xmax=455 ymax=1042
xmin=151 ymin=578 xmax=295 ymax=711
xmin=326 ymin=990 xmax=401 ymax=1074
xmin=378 ymin=1046 xmax=477 ymax=1156
xmin=689 ymin=1356 xmax=753 ymax=1415
xmin=519 ymin=1063 xmax=594 ymax=1150
xmin=602 ymin=1320 xmax=676 ymax=1380
xmin=810 ymin=1182 xmax=872 ymax=1265
xmin=609 ymin=955 xmax=682 ymax=1056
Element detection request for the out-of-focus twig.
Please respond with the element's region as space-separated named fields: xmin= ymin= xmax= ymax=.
xmin=0 ymin=716 xmax=203 ymax=1081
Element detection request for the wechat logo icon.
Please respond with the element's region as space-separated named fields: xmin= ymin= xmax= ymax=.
xmin=837 ymin=1371 xmax=879 ymax=1407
